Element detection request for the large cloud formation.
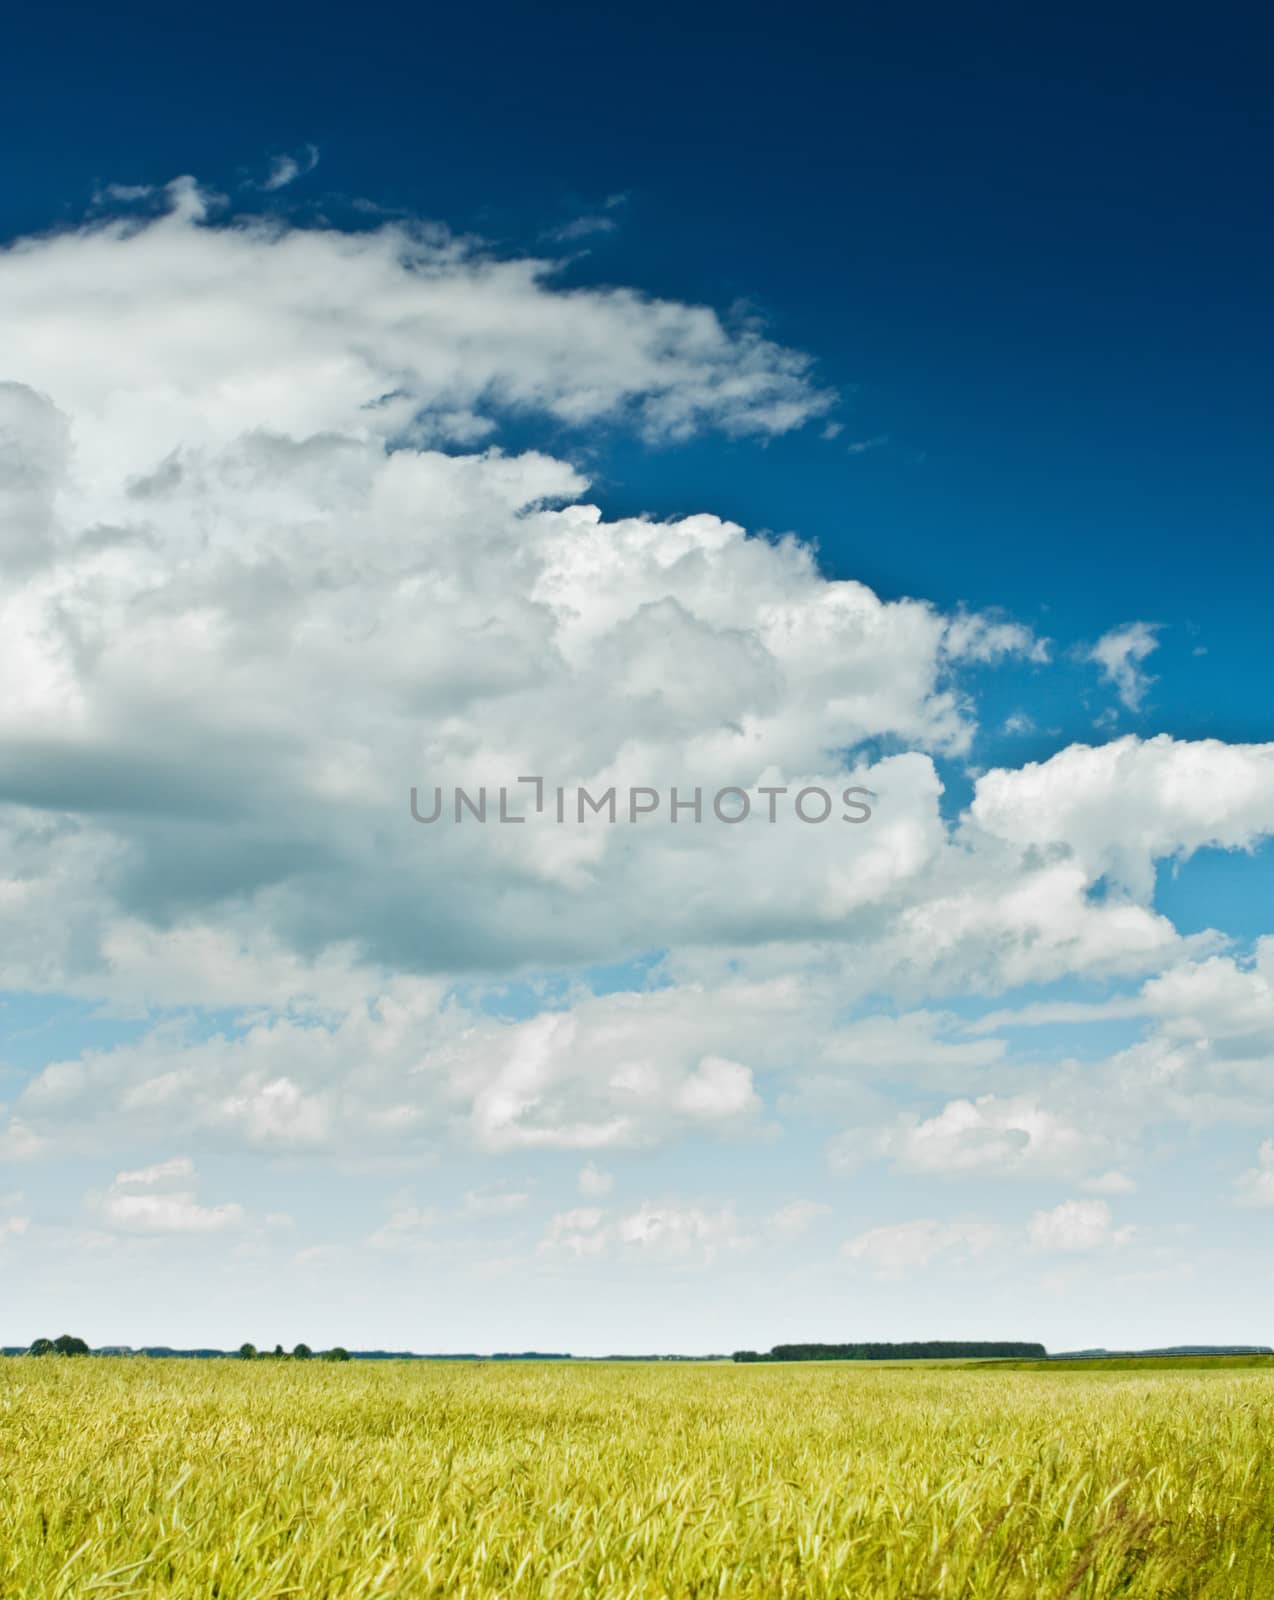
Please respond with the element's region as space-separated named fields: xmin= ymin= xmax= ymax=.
xmin=2 ymin=183 xmax=1273 ymax=1298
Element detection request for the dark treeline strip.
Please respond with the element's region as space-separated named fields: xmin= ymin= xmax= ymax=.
xmin=732 ymin=1342 xmax=1047 ymax=1363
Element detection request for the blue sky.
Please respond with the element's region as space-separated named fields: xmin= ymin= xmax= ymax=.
xmin=0 ymin=0 xmax=1272 ymax=1353
xmin=7 ymin=1 xmax=1271 ymax=758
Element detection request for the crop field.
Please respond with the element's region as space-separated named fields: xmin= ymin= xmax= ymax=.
xmin=2 ymin=1358 xmax=1273 ymax=1599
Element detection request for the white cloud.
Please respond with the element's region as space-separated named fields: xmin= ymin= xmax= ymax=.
xmin=843 ymin=1200 xmax=1135 ymax=1276
xmin=261 ymin=145 xmax=319 ymax=191
xmin=1028 ymin=1199 xmax=1132 ymax=1253
xmin=215 ymin=1077 xmax=332 ymax=1149
xmin=452 ymin=1008 xmax=772 ymax=1154
xmin=368 ymin=1204 xmax=437 ymax=1252
xmin=834 ymin=1094 xmax=1092 ymax=1180
xmin=943 ymin=613 xmax=1050 ymax=666
xmin=969 ymin=735 xmax=1274 ymax=901
xmin=672 ymin=1057 xmax=759 ymax=1120
xmin=540 ymin=1200 xmax=747 ymax=1263
xmin=0 ymin=181 xmax=832 ymax=463
xmin=16 ymin=938 xmax=1274 ymax=1173
xmin=540 ymin=1206 xmax=610 ymax=1258
xmin=617 ymin=1202 xmax=745 ymax=1261
xmin=547 ymin=214 xmax=619 ymax=243
xmin=963 ymin=996 xmax=1147 ymax=1034
xmin=462 ymin=1186 xmax=531 ymax=1217
xmin=1088 ymin=622 xmax=1161 ymax=711
xmin=843 ymin=1219 xmax=1001 ymax=1278
xmin=0 ymin=1118 xmax=47 ymax=1161
xmin=900 ymin=1096 xmax=1084 ymax=1175
xmin=113 ymin=1156 xmax=195 ymax=1186
xmin=92 ymin=1158 xmax=245 ymax=1233
xmin=1235 ymin=1141 xmax=1274 ymax=1208
xmin=98 ymin=1191 xmax=244 ymax=1233
xmin=1080 ymin=1170 xmax=1136 ymax=1195
xmin=96 ymin=183 xmax=155 ymax=204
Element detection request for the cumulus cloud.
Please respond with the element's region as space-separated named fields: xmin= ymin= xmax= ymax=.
xmin=832 ymin=1094 xmax=1093 ymax=1180
xmin=0 ymin=180 xmax=1105 ymax=1024
xmin=457 ymin=1012 xmax=765 ymax=1152
xmin=943 ymin=612 xmax=1050 ymax=666
xmin=969 ymin=735 xmax=1274 ymax=901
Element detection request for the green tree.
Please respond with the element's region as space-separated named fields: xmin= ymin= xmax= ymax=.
xmin=53 ymin=1334 xmax=90 ymax=1356
xmin=323 ymin=1347 xmax=350 ymax=1362
xmin=273 ymin=1344 xmax=285 ymax=1358
xmin=293 ymin=1342 xmax=313 ymax=1360
xmin=239 ymin=1342 xmax=258 ymax=1360
xmin=27 ymin=1338 xmax=55 ymax=1356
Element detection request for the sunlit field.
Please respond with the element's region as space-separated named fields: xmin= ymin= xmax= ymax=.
xmin=2 ymin=1358 xmax=1272 ymax=1598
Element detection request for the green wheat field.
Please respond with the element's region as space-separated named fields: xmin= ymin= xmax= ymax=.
xmin=2 ymin=1358 xmax=1273 ymax=1598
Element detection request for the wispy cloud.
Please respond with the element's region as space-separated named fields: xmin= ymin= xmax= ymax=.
xmin=93 ymin=1158 xmax=245 ymax=1234
xmin=1235 ymin=1141 xmax=1274 ymax=1208
xmin=1029 ymin=1199 xmax=1134 ymax=1253
xmin=548 ymin=214 xmax=619 ymax=243
xmin=1088 ymin=621 xmax=1162 ymax=710
xmin=262 ymin=144 xmax=320 ymax=191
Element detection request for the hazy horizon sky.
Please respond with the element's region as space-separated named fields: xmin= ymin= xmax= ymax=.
xmin=1 ymin=0 xmax=1272 ymax=1353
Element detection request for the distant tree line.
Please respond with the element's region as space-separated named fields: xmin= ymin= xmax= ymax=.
xmin=732 ymin=1341 xmax=1047 ymax=1362
xmin=238 ymin=1343 xmax=350 ymax=1361
xmin=21 ymin=1336 xmax=350 ymax=1361
xmin=26 ymin=1334 xmax=91 ymax=1356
